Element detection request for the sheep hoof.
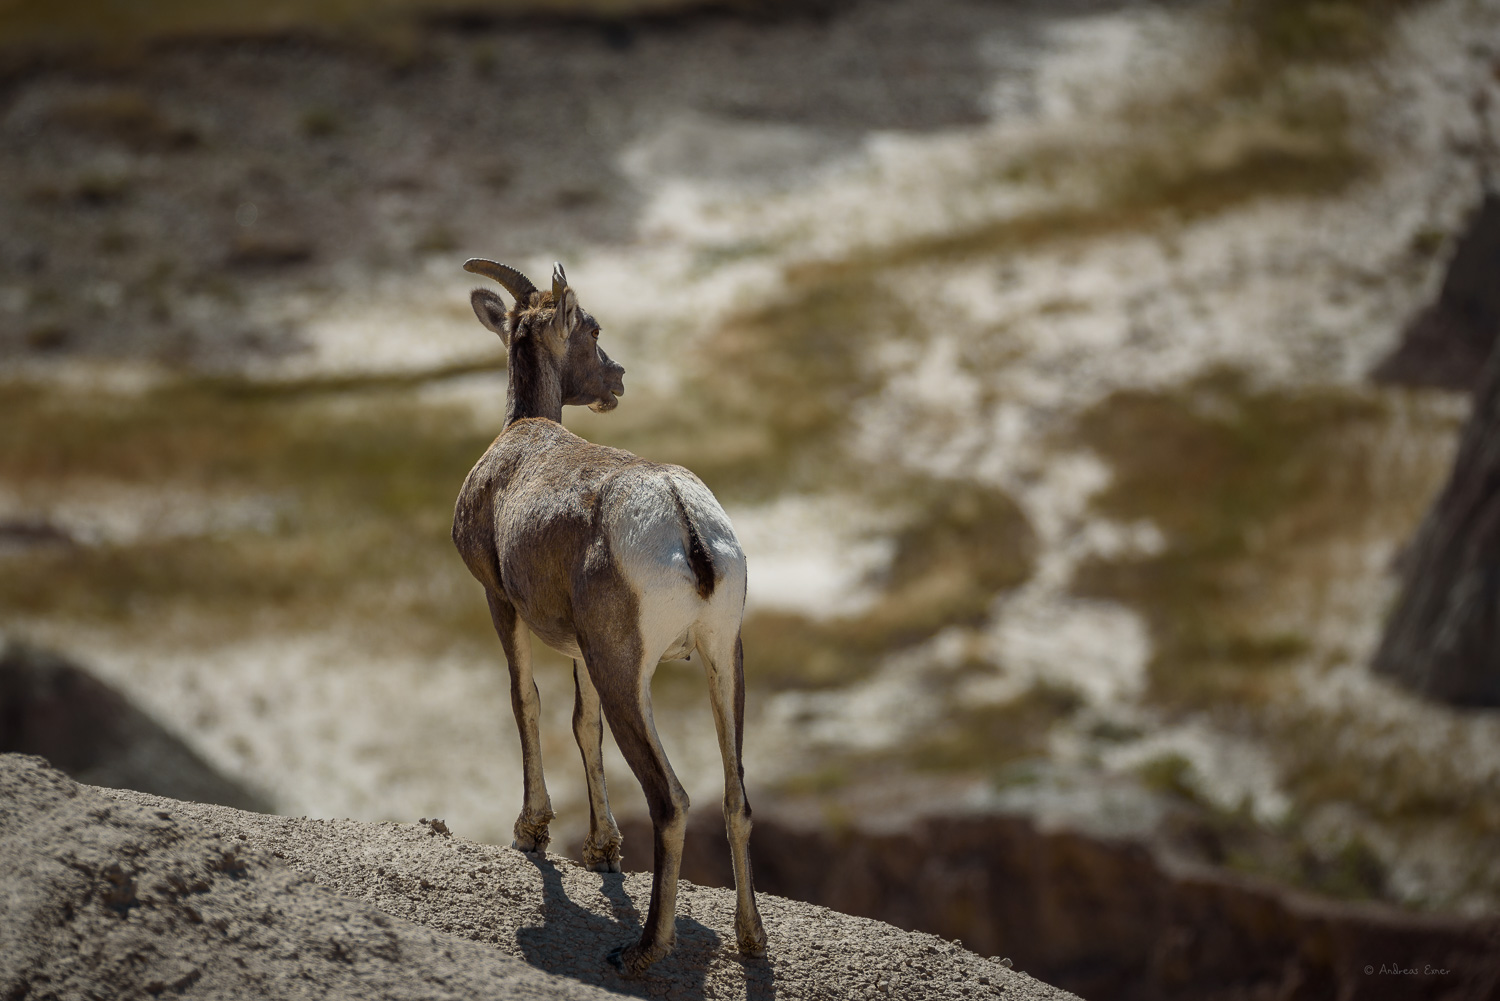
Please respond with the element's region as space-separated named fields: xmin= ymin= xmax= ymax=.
xmin=737 ymin=916 xmax=767 ymax=957
xmin=582 ymin=832 xmax=623 ymax=872
xmin=608 ymin=939 xmax=670 ymax=977
xmin=512 ymin=810 xmax=554 ymax=854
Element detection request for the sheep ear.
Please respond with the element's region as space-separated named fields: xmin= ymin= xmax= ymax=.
xmin=548 ymin=261 xmax=578 ymax=348
xmin=470 ymin=288 xmax=510 ymax=344
xmin=552 ymin=263 xmax=578 ymax=323
xmin=539 ymin=291 xmax=576 ymax=356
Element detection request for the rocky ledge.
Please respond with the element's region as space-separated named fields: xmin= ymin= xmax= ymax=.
xmin=0 ymin=754 xmax=1076 ymax=1001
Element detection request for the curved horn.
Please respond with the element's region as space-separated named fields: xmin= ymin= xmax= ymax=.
xmin=551 ymin=261 xmax=567 ymax=303
xmin=464 ymin=259 xmax=537 ymax=303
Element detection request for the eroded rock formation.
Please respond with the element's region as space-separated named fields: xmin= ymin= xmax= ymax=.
xmin=616 ymin=807 xmax=1500 ymax=1001
xmin=1367 ymin=189 xmax=1500 ymax=706
xmin=1373 ymin=192 xmax=1500 ymax=391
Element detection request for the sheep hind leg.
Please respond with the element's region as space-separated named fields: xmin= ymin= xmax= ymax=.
xmin=488 ymin=589 xmax=554 ymax=853
xmin=588 ymin=653 xmax=689 ymax=976
xmin=572 ymin=658 xmax=622 ymax=872
xmin=700 ymin=629 xmax=766 ymax=957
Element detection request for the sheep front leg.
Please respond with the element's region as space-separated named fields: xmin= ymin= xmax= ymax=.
xmin=488 ymin=589 xmax=554 ymax=852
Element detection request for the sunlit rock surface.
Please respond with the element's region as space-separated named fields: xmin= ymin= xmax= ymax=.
xmin=1 ymin=754 xmax=1076 ymax=1001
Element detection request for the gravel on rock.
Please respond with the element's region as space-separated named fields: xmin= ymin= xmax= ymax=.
xmin=0 ymin=754 xmax=1083 ymax=1000
xmin=0 ymin=754 xmax=623 ymax=1000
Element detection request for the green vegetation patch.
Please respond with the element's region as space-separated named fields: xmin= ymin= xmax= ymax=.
xmin=874 ymin=478 xmax=1038 ymax=638
xmin=1132 ymin=751 xmax=1395 ymax=902
xmin=1137 ymin=752 xmax=1203 ymax=802
xmin=0 ymin=375 xmax=502 ymax=649
xmin=1267 ymin=719 xmax=1500 ymax=907
xmin=693 ymin=272 xmax=896 ymax=496
xmin=1156 ymin=795 xmax=1394 ymax=902
xmin=1276 ymin=700 xmax=1500 ymax=835
xmin=582 ymin=272 xmax=904 ymax=503
xmin=740 ymin=480 xmax=1036 ymax=691
xmin=1107 ymin=121 xmax=1366 ymax=221
xmin=0 ymin=375 xmax=494 ymax=516
xmin=1234 ymin=0 xmax=1428 ymax=64
xmin=910 ymin=681 xmax=1084 ymax=774
xmin=1070 ymin=369 xmax=1409 ymax=708
xmin=854 ymin=119 xmax=1367 ymax=273
xmin=0 ymin=0 xmax=777 ymax=57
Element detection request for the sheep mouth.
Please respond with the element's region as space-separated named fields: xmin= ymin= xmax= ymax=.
xmin=589 ymin=374 xmax=624 ymax=413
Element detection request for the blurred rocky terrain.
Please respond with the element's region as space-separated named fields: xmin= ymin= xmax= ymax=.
xmin=616 ymin=796 xmax=1500 ymax=1000
xmin=0 ymin=0 xmax=999 ymax=369
xmin=0 ymin=638 xmax=270 ymax=811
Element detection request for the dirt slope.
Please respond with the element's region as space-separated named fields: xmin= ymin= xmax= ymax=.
xmin=1 ymin=754 xmax=1079 ymax=1001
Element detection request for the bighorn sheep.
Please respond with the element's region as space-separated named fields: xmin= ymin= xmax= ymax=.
xmin=451 ymin=259 xmax=766 ymax=974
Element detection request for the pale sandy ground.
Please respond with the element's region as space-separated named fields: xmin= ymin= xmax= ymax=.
xmin=2 ymin=754 xmax=1077 ymax=1000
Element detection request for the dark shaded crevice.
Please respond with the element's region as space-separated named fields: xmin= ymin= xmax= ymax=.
xmin=1372 ymin=192 xmax=1500 ymax=391
xmin=0 ymin=641 xmax=272 ymax=812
